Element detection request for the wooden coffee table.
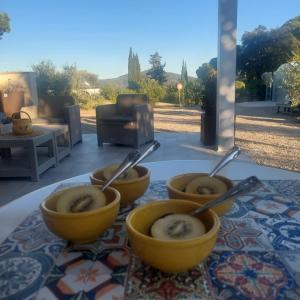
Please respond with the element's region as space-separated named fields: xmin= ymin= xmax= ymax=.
xmin=0 ymin=131 xmax=56 ymax=181
xmin=33 ymin=124 xmax=71 ymax=165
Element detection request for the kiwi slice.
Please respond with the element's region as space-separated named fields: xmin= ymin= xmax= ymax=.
xmin=56 ymin=186 xmax=106 ymax=213
xmin=103 ymin=163 xmax=139 ymax=181
xmin=150 ymin=214 xmax=206 ymax=240
xmin=185 ymin=176 xmax=227 ymax=195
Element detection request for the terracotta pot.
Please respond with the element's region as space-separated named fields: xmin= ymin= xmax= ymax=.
xmin=0 ymin=91 xmax=25 ymax=117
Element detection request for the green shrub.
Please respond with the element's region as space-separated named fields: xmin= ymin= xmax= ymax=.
xmin=245 ymin=79 xmax=265 ymax=100
xmin=139 ymin=78 xmax=166 ymax=103
xmin=163 ymin=85 xmax=178 ymax=103
xmin=184 ymin=80 xmax=204 ymax=105
xmin=72 ymin=91 xmax=104 ymax=110
xmin=235 ymin=80 xmax=248 ymax=102
xmin=101 ymin=85 xmax=121 ymax=103
xmin=235 ymin=80 xmax=245 ymax=90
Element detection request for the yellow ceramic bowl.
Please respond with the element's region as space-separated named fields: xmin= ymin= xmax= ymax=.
xmin=90 ymin=165 xmax=150 ymax=207
xmin=40 ymin=185 xmax=120 ymax=243
xmin=126 ymin=199 xmax=220 ymax=273
xmin=167 ymin=173 xmax=234 ymax=216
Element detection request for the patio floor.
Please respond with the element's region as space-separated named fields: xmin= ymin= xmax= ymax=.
xmin=0 ymin=132 xmax=251 ymax=206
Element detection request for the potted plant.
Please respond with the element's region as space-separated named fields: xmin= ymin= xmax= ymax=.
xmin=0 ymin=79 xmax=25 ymax=117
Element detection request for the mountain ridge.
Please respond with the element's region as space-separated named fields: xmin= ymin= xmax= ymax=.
xmin=99 ymin=71 xmax=196 ymax=87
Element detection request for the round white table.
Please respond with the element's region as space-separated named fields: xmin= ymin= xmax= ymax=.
xmin=1 ymin=159 xmax=299 ymax=243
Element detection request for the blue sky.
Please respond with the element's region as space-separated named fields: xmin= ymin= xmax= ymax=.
xmin=1 ymin=0 xmax=299 ymax=78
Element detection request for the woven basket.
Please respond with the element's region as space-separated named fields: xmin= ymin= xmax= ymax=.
xmin=12 ymin=111 xmax=33 ymax=135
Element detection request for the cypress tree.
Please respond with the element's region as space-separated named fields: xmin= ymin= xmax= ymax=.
xmin=128 ymin=47 xmax=133 ymax=88
xmin=181 ymin=60 xmax=188 ymax=85
xmin=128 ymin=48 xmax=141 ymax=90
xmin=135 ymin=54 xmax=141 ymax=83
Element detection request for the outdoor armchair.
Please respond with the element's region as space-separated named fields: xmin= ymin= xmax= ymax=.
xmin=21 ymin=96 xmax=82 ymax=147
xmin=96 ymin=94 xmax=154 ymax=148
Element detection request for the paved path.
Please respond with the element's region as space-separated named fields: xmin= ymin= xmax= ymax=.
xmin=81 ymin=104 xmax=300 ymax=172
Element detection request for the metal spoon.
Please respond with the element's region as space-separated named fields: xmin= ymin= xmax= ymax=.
xmin=131 ymin=140 xmax=160 ymax=168
xmin=191 ymin=176 xmax=262 ymax=216
xmin=209 ymin=146 xmax=241 ymax=177
xmin=101 ymin=150 xmax=141 ymax=191
xmin=101 ymin=140 xmax=160 ymax=191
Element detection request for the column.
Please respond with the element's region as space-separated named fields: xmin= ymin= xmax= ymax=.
xmin=216 ymin=0 xmax=237 ymax=151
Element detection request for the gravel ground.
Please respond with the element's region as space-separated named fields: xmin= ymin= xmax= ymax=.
xmin=81 ymin=104 xmax=300 ymax=172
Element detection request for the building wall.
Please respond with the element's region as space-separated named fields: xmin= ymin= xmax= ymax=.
xmin=0 ymin=72 xmax=38 ymax=106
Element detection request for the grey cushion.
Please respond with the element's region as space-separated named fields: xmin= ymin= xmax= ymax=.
xmin=32 ymin=117 xmax=65 ymax=124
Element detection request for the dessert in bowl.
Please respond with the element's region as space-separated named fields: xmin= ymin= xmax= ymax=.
xmin=167 ymin=173 xmax=234 ymax=216
xmin=40 ymin=185 xmax=120 ymax=243
xmin=126 ymin=199 xmax=220 ymax=273
xmin=90 ymin=164 xmax=150 ymax=207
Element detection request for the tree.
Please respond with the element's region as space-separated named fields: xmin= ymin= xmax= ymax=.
xmin=282 ymin=51 xmax=300 ymax=109
xmin=147 ymin=52 xmax=167 ymax=85
xmin=184 ymin=79 xmax=204 ymax=105
xmin=139 ymin=78 xmax=166 ymax=103
xmin=196 ymin=63 xmax=217 ymax=83
xmin=238 ymin=25 xmax=300 ymax=80
xmin=32 ymin=60 xmax=58 ymax=95
xmin=196 ymin=63 xmax=217 ymax=108
xmin=32 ymin=60 xmax=100 ymax=97
xmin=209 ymin=57 xmax=217 ymax=70
xmin=281 ymin=16 xmax=300 ymax=41
xmin=180 ymin=60 xmax=188 ymax=85
xmin=128 ymin=48 xmax=134 ymax=88
xmin=128 ymin=48 xmax=141 ymax=90
xmin=0 ymin=12 xmax=10 ymax=39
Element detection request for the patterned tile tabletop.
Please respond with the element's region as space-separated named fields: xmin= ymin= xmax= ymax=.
xmin=1 ymin=180 xmax=300 ymax=300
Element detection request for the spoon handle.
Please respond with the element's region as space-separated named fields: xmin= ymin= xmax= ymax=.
xmin=131 ymin=140 xmax=160 ymax=168
xmin=101 ymin=141 xmax=160 ymax=191
xmin=101 ymin=150 xmax=141 ymax=191
xmin=192 ymin=176 xmax=262 ymax=216
xmin=209 ymin=146 xmax=241 ymax=177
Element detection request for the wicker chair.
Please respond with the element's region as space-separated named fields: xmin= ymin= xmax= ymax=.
xmin=21 ymin=96 xmax=82 ymax=147
xmin=96 ymin=94 xmax=154 ymax=148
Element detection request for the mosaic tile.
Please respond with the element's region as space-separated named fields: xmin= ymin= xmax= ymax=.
xmin=206 ymin=251 xmax=299 ymax=300
xmin=215 ymin=218 xmax=272 ymax=251
xmin=0 ymin=209 xmax=66 ymax=299
xmin=39 ymin=247 xmax=129 ymax=299
xmin=125 ymin=255 xmax=213 ymax=300
xmin=1 ymin=179 xmax=300 ymax=299
xmin=222 ymin=199 xmax=248 ymax=219
xmin=256 ymin=218 xmax=300 ymax=250
xmin=0 ymin=251 xmax=54 ymax=300
xmin=266 ymin=180 xmax=300 ymax=205
xmin=138 ymin=180 xmax=168 ymax=205
xmin=243 ymin=192 xmax=300 ymax=220
xmin=279 ymin=251 xmax=300 ymax=287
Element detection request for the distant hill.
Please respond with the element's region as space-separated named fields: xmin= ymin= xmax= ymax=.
xmin=99 ymin=71 xmax=195 ymax=87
